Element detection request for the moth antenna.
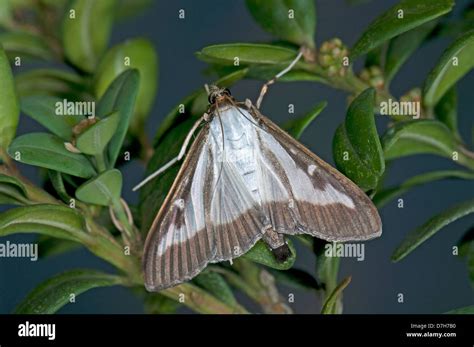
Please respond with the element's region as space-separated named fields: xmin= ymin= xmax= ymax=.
xmin=256 ymin=48 xmax=304 ymax=109
xmin=132 ymin=116 xmax=204 ymax=191
xmin=204 ymin=84 xmax=210 ymax=95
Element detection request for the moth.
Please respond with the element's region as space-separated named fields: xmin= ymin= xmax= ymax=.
xmin=135 ymin=52 xmax=382 ymax=292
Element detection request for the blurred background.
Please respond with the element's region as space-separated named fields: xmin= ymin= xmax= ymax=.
xmin=1 ymin=0 xmax=473 ymax=313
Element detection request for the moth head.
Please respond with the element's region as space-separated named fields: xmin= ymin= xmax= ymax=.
xmin=207 ymin=84 xmax=232 ymax=105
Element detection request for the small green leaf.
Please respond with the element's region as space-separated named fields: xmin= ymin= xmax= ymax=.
xmin=333 ymin=88 xmax=385 ymax=191
xmin=48 ymin=170 xmax=72 ymax=203
xmin=15 ymin=269 xmax=124 ymax=313
xmin=351 ymin=0 xmax=454 ymax=58
xmin=0 ymin=0 xmax=13 ymax=28
xmin=445 ymin=305 xmax=474 ymax=314
xmin=76 ymin=169 xmax=122 ymax=206
xmin=94 ymin=38 xmax=158 ymax=134
xmin=392 ymin=199 xmax=474 ymax=262
xmin=197 ymin=43 xmax=298 ymax=66
xmin=434 ymin=87 xmax=459 ymax=139
xmin=194 ymin=271 xmax=237 ymax=306
xmin=374 ymin=170 xmax=474 ymax=208
xmin=245 ymin=0 xmax=316 ymax=48
xmin=242 ymin=239 xmax=296 ymax=270
xmin=76 ymin=112 xmax=120 ymax=155
xmin=0 ymin=173 xmax=29 ymax=205
xmin=21 ymin=95 xmax=83 ymax=139
xmin=458 ymin=227 xmax=474 ymax=289
xmin=0 ymin=44 xmax=19 ymax=150
xmin=0 ymin=31 xmax=53 ymax=61
xmin=37 ymin=235 xmax=81 ymax=258
xmin=284 ymin=101 xmax=327 ymax=139
xmin=8 ymin=133 xmax=96 ymax=178
xmin=424 ymin=30 xmax=474 ymax=107
xmin=270 ymin=268 xmax=320 ymax=291
xmin=321 ymin=276 xmax=351 ymax=314
xmin=385 ymin=20 xmax=438 ymax=83
xmin=383 ymin=120 xmax=457 ymax=160
xmin=0 ymin=204 xmax=89 ymax=242
xmin=96 ymin=69 xmax=140 ymax=167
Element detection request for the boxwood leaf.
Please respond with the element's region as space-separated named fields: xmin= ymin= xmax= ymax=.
xmin=245 ymin=0 xmax=316 ymax=48
xmin=0 ymin=45 xmax=19 ymax=150
xmin=37 ymin=235 xmax=82 ymax=258
xmin=351 ymin=0 xmax=454 ymax=58
xmin=284 ymin=101 xmax=327 ymax=139
xmin=385 ymin=20 xmax=438 ymax=83
xmin=197 ymin=43 xmax=298 ymax=66
xmin=94 ymin=38 xmax=158 ymax=134
xmin=424 ymin=30 xmax=474 ymax=107
xmin=15 ymin=269 xmax=124 ymax=314
xmin=8 ymin=133 xmax=96 ymax=178
xmin=0 ymin=31 xmax=53 ymax=61
xmin=63 ymin=0 xmax=116 ymax=73
xmin=434 ymin=86 xmax=459 ymax=139
xmin=374 ymin=170 xmax=474 ymax=208
xmin=48 ymin=170 xmax=73 ymax=203
xmin=76 ymin=169 xmax=122 ymax=206
xmin=321 ymin=276 xmax=351 ymax=314
xmin=76 ymin=112 xmax=120 ymax=155
xmin=21 ymin=95 xmax=83 ymax=140
xmin=96 ymin=69 xmax=140 ymax=167
xmin=242 ymin=239 xmax=296 ymax=270
xmin=193 ymin=271 xmax=237 ymax=306
xmin=269 ymin=267 xmax=320 ymax=291
xmin=0 ymin=204 xmax=89 ymax=242
xmin=333 ymin=88 xmax=385 ymax=191
xmin=392 ymin=199 xmax=474 ymax=262
xmin=0 ymin=173 xmax=29 ymax=205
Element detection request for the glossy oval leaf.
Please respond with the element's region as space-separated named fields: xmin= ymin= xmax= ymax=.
xmin=63 ymin=0 xmax=116 ymax=73
xmin=333 ymin=88 xmax=384 ymax=191
xmin=193 ymin=271 xmax=237 ymax=307
xmin=96 ymin=69 xmax=140 ymax=167
xmin=0 ymin=204 xmax=88 ymax=242
xmin=321 ymin=276 xmax=351 ymax=314
xmin=76 ymin=169 xmax=122 ymax=206
xmin=8 ymin=133 xmax=96 ymax=178
xmin=284 ymin=101 xmax=327 ymax=139
xmin=21 ymin=95 xmax=83 ymax=139
xmin=197 ymin=43 xmax=298 ymax=66
xmin=0 ymin=173 xmax=29 ymax=205
xmin=0 ymin=45 xmax=19 ymax=150
xmin=94 ymin=38 xmax=158 ymax=134
xmin=245 ymin=0 xmax=316 ymax=48
xmin=392 ymin=199 xmax=474 ymax=262
xmin=424 ymin=30 xmax=474 ymax=107
xmin=351 ymin=0 xmax=454 ymax=58
xmin=242 ymin=239 xmax=296 ymax=270
xmin=76 ymin=112 xmax=120 ymax=155
xmin=15 ymin=269 xmax=124 ymax=313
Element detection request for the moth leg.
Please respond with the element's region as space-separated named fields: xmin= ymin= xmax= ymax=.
xmin=132 ymin=116 xmax=205 ymax=191
xmin=255 ymin=49 xmax=304 ymax=109
xmin=262 ymin=228 xmax=292 ymax=263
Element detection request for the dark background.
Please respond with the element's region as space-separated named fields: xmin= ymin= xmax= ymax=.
xmin=1 ymin=0 xmax=473 ymax=314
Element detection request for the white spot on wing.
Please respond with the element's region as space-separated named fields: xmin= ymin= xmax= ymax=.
xmin=307 ymin=164 xmax=317 ymax=176
xmin=174 ymin=199 xmax=184 ymax=209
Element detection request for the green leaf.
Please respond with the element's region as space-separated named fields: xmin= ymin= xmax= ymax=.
xmin=48 ymin=170 xmax=72 ymax=203
xmin=385 ymin=20 xmax=438 ymax=83
xmin=63 ymin=0 xmax=116 ymax=73
xmin=76 ymin=169 xmax=122 ymax=206
xmin=154 ymin=69 xmax=248 ymax=144
xmin=197 ymin=43 xmax=298 ymax=66
xmin=0 ymin=0 xmax=13 ymax=28
xmin=0 ymin=31 xmax=53 ymax=61
xmin=351 ymin=0 xmax=454 ymax=58
xmin=434 ymin=87 xmax=459 ymax=139
xmin=21 ymin=95 xmax=83 ymax=139
xmin=321 ymin=276 xmax=351 ymax=314
xmin=392 ymin=199 xmax=474 ymax=262
xmin=8 ymin=133 xmax=96 ymax=178
xmin=374 ymin=170 xmax=474 ymax=208
xmin=0 ymin=204 xmax=89 ymax=242
xmin=242 ymin=239 xmax=296 ymax=270
xmin=383 ymin=120 xmax=457 ymax=160
xmin=284 ymin=101 xmax=327 ymax=139
xmin=458 ymin=227 xmax=474 ymax=289
xmin=270 ymin=268 xmax=320 ymax=291
xmin=445 ymin=305 xmax=474 ymax=314
xmin=116 ymin=0 xmax=152 ymax=19
xmin=0 ymin=173 xmax=29 ymax=205
xmin=194 ymin=271 xmax=237 ymax=306
xmin=94 ymin=38 xmax=158 ymax=134
xmin=96 ymin=69 xmax=140 ymax=167
xmin=424 ymin=30 xmax=474 ymax=107
xmin=245 ymin=0 xmax=316 ymax=48
xmin=333 ymin=88 xmax=385 ymax=191
xmin=76 ymin=112 xmax=120 ymax=155
xmin=0 ymin=44 xmax=19 ymax=150
xmin=15 ymin=269 xmax=124 ymax=313
xmin=143 ymin=293 xmax=181 ymax=314
xmin=37 ymin=235 xmax=81 ymax=258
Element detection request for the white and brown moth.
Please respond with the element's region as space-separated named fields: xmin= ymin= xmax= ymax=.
xmin=135 ymin=53 xmax=382 ymax=292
